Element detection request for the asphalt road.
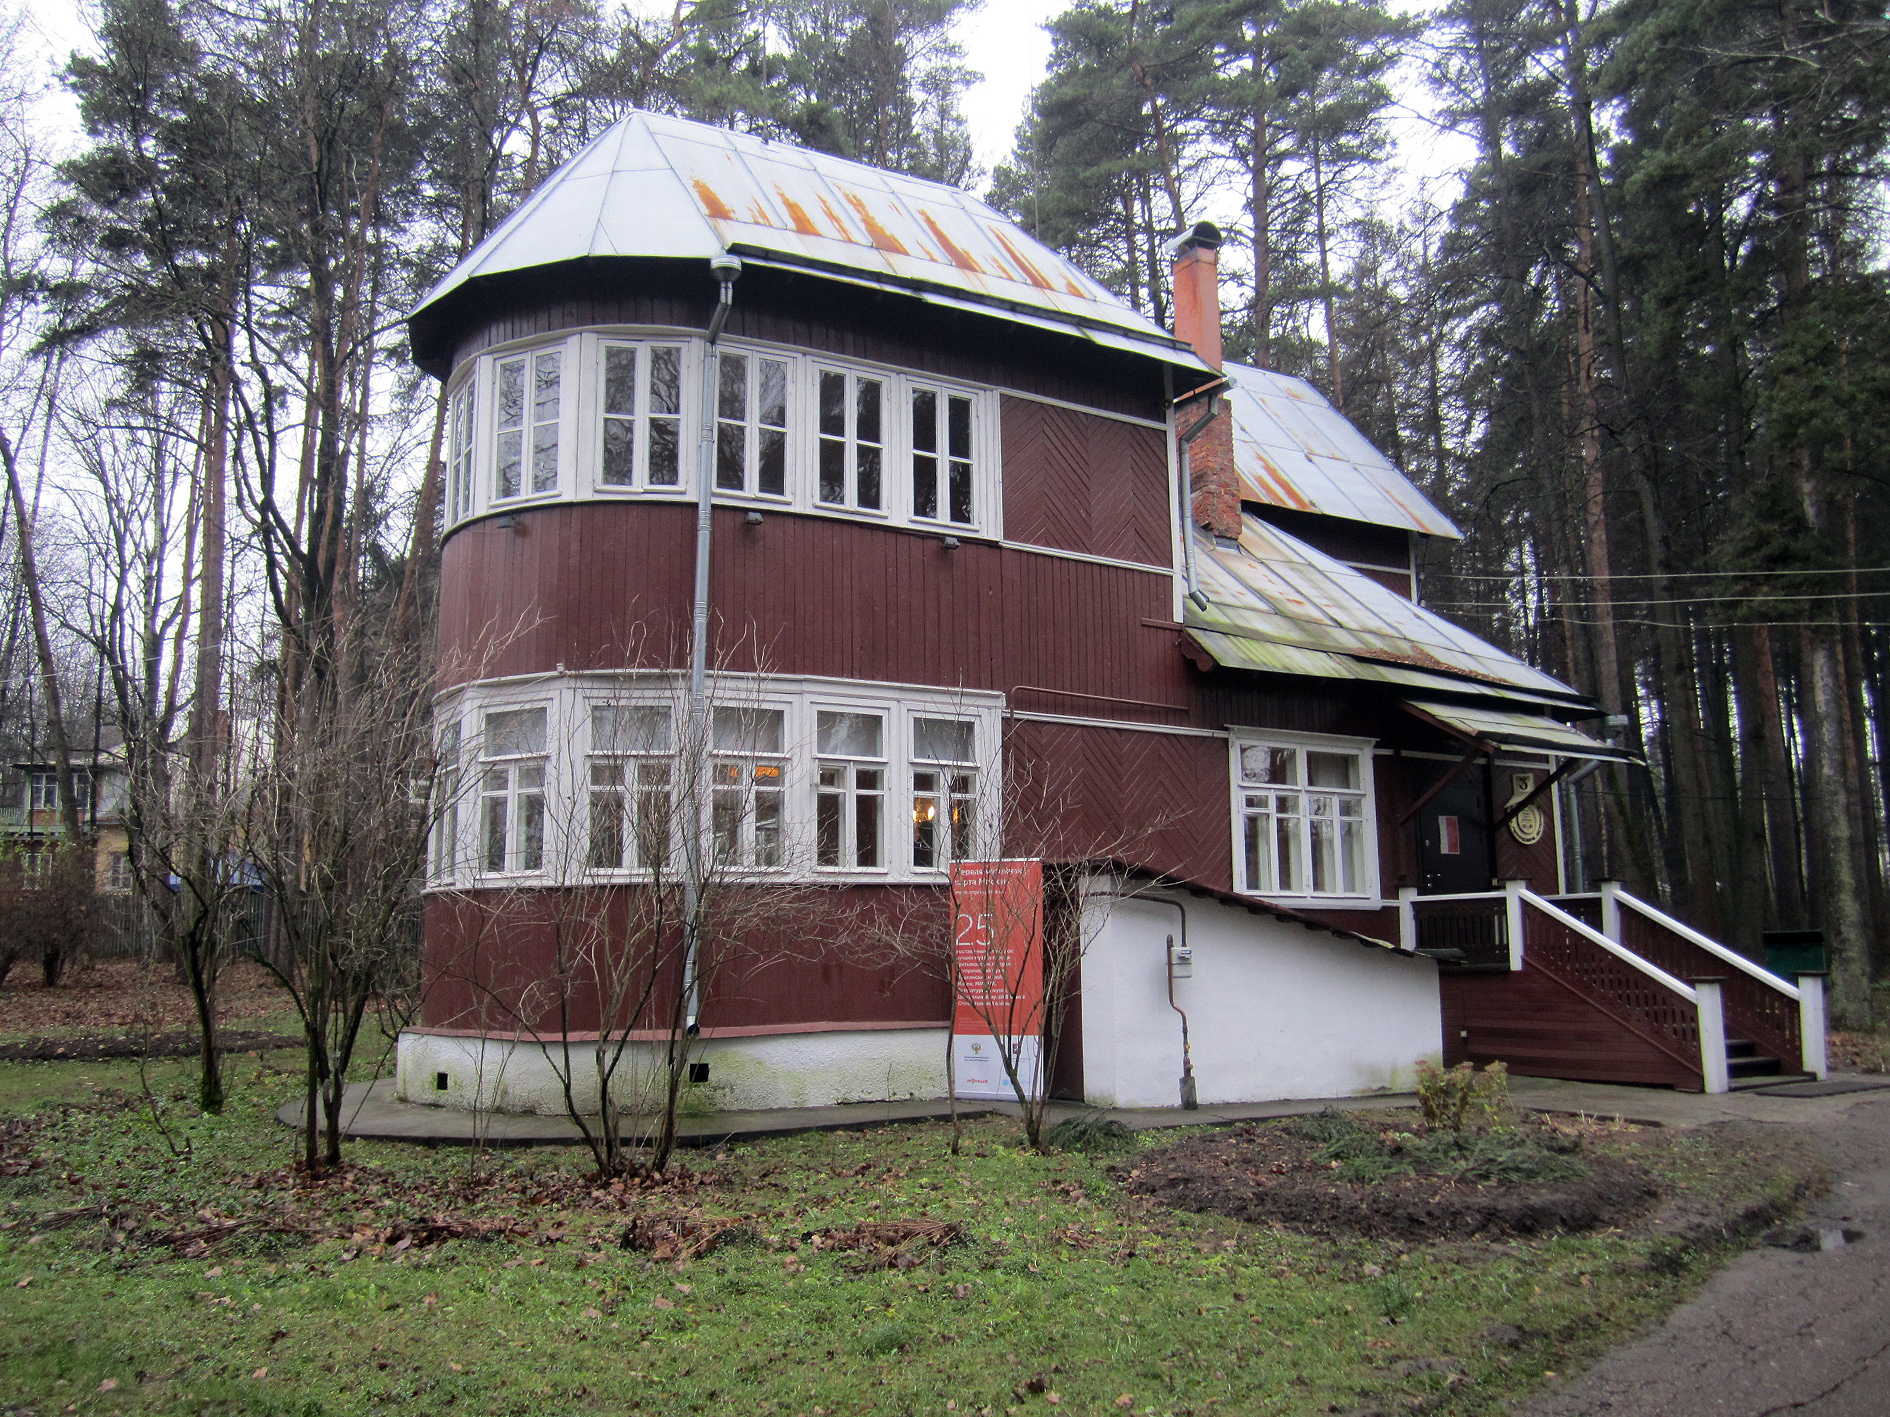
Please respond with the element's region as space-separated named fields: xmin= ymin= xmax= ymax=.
xmin=1515 ymin=1089 xmax=1890 ymax=1417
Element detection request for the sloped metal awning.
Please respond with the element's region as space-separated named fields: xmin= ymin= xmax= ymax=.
xmin=410 ymin=111 xmax=1212 ymax=379
xmin=1185 ymin=516 xmax=1590 ymax=708
xmin=1222 ymin=362 xmax=1461 ymax=540
xmin=1401 ymin=701 xmax=1636 ymax=763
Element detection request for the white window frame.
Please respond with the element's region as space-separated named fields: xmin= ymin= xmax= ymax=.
xmin=908 ymin=713 xmax=980 ymax=874
xmin=440 ymin=333 xmax=998 ymax=539
xmin=427 ymin=677 xmax=1001 ymax=888
xmin=477 ymin=704 xmax=551 ymax=876
xmin=585 ymin=703 xmax=677 ymax=872
xmin=814 ymin=707 xmax=888 ymax=872
xmin=710 ymin=703 xmax=790 ymax=870
xmin=594 ymin=338 xmax=690 ymax=493
xmin=1229 ymin=729 xmax=1378 ymax=903
xmin=489 ymin=346 xmax=568 ymax=503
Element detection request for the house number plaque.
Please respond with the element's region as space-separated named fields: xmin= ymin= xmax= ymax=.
xmin=1506 ymin=773 xmax=1546 ymax=846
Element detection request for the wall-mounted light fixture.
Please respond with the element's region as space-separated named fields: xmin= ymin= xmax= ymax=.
xmin=746 ymin=510 xmax=765 ymax=525
xmin=941 ymin=536 xmax=960 ymax=550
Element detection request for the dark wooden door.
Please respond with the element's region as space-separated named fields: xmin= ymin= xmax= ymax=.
xmin=1416 ymin=761 xmax=1494 ymax=895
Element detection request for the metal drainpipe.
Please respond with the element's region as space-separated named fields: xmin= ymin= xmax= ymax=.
xmin=681 ymin=254 xmax=743 ymax=1034
xmin=1095 ymin=889 xmax=1198 ymax=1109
xmin=1175 ymin=395 xmax=1222 ymax=611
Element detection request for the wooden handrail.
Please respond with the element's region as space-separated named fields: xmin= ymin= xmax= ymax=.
xmin=1610 ymin=888 xmax=1799 ymax=1000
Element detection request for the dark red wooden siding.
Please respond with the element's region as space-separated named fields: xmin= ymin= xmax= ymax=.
xmin=1440 ymin=967 xmax=1700 ymax=1088
xmin=437 ymin=503 xmax=1192 ymax=706
xmin=1000 ymin=397 xmax=1170 ymax=566
xmin=421 ymin=886 xmax=948 ymax=1033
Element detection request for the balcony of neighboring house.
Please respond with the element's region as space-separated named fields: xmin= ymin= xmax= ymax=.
xmin=1402 ymin=881 xmax=1828 ymax=1094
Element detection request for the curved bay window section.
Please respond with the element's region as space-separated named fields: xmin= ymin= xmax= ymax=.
xmin=446 ymin=331 xmax=994 ymax=536
xmin=430 ymin=678 xmax=1001 ymax=889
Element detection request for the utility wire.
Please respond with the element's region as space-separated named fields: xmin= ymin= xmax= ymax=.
xmin=1429 ymin=590 xmax=1885 ymax=609
xmin=1439 ymin=565 xmax=1890 ymax=581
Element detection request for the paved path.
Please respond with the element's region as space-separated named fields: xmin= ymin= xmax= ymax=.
xmin=1513 ymin=1085 xmax=1890 ymax=1417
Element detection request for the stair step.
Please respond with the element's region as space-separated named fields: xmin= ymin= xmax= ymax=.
xmin=1725 ymin=1038 xmax=1761 ymax=1059
xmin=1727 ymin=1053 xmax=1784 ymax=1077
xmin=1729 ymin=1072 xmax=1813 ymax=1092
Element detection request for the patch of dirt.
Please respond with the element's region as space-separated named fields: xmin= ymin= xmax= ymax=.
xmin=0 ymin=959 xmax=291 ymax=1038
xmin=0 ymin=1029 xmax=296 ymax=1062
xmin=1119 ymin=1114 xmax=1662 ymax=1241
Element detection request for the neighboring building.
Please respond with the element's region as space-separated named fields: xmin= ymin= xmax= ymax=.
xmin=0 ymin=748 xmax=133 ymax=895
xmin=400 ymin=113 xmax=1822 ymax=1114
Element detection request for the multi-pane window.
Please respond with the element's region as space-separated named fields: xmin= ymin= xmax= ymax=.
xmin=433 ymin=721 xmax=463 ymax=879
xmin=816 ymin=369 xmax=884 ymax=511
xmin=447 ymin=384 xmax=475 ymax=523
xmin=910 ymin=386 xmax=974 ymax=524
xmin=105 ymin=851 xmax=133 ymax=894
xmin=815 ymin=710 xmax=885 ymax=870
xmin=588 ymin=705 xmax=674 ymax=871
xmin=26 ymin=770 xmax=89 ymax=813
xmin=911 ymin=716 xmax=976 ymax=871
xmin=600 ymin=343 xmax=685 ymax=489
xmin=1237 ymin=741 xmax=1369 ymax=896
xmin=480 ymin=707 xmax=548 ymax=873
xmin=714 ymin=351 xmax=790 ymax=496
xmin=711 ymin=706 xmax=786 ymax=867
xmin=495 ymin=349 xmax=561 ymax=499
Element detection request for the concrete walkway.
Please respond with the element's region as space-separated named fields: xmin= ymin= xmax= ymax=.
xmin=278 ymin=1072 xmax=1890 ymax=1148
xmin=1511 ymin=1081 xmax=1890 ymax=1417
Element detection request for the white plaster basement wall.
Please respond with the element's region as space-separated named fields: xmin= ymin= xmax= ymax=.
xmin=1078 ymin=885 xmax=1441 ymax=1108
xmin=396 ymin=1027 xmax=948 ymax=1115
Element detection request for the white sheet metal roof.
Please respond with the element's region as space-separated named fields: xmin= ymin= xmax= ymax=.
xmin=1186 ymin=514 xmax=1584 ymax=705
xmin=411 ymin=112 xmax=1209 ymax=373
xmin=1222 ymin=362 xmax=1461 ymax=539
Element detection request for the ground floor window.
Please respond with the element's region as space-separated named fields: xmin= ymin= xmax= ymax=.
xmin=430 ymin=678 xmax=1000 ymax=887
xmin=1232 ymin=733 xmax=1375 ymax=899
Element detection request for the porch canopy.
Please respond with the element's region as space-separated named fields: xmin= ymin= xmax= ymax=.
xmin=1399 ymin=700 xmax=1637 ymax=764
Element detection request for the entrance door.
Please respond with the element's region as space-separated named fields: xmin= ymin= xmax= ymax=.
xmin=1415 ymin=760 xmax=1494 ymax=895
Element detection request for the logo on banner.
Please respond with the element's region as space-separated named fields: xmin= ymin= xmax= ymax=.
xmin=949 ymin=860 xmax=1044 ymax=1101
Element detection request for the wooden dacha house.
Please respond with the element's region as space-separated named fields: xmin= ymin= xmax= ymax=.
xmin=401 ymin=113 xmax=1826 ymax=1115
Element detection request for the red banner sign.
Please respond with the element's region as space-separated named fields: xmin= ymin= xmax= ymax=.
xmin=949 ymin=859 xmax=1044 ymax=1038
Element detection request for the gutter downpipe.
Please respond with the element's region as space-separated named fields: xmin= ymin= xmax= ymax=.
xmin=1175 ymin=395 xmax=1222 ymax=612
xmin=1094 ymin=886 xmax=1197 ymax=1109
xmin=682 ymin=254 xmax=742 ymax=1034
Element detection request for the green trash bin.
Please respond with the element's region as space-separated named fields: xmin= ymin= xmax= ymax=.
xmin=1762 ymin=929 xmax=1826 ymax=978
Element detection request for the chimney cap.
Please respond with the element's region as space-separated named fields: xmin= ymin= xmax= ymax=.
xmin=1170 ymin=221 xmax=1223 ymax=257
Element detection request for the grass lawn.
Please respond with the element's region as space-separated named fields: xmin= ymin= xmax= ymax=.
xmin=0 ymin=1062 xmax=1820 ymax=1417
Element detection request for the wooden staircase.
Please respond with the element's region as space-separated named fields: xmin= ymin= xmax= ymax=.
xmin=1405 ymin=883 xmax=1828 ymax=1094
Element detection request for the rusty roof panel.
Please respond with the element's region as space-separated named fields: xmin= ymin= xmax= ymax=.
xmin=1404 ymin=701 xmax=1636 ymax=761
xmin=413 ymin=112 xmax=1209 ymax=374
xmin=1186 ymin=516 xmax=1584 ymax=705
xmin=1223 ymin=362 xmax=1461 ymax=540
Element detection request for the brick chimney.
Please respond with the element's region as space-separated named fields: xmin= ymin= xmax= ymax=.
xmin=1171 ymin=222 xmax=1240 ymax=539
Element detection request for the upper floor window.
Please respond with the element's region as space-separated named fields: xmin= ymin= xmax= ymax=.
xmin=910 ymin=385 xmax=975 ymax=525
xmin=495 ymin=349 xmax=562 ymax=499
xmin=715 ymin=351 xmax=790 ymax=496
xmin=817 ymin=368 xmax=885 ymax=512
xmin=444 ymin=334 xmax=993 ymax=535
xmin=601 ymin=342 xmax=685 ymax=490
xmin=447 ymin=384 xmax=475 ymax=523
xmin=1233 ymin=735 xmax=1374 ymax=900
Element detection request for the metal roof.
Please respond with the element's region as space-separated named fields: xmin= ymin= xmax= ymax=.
xmin=1402 ymin=701 xmax=1636 ymax=762
xmin=411 ymin=112 xmax=1211 ymax=374
xmin=1222 ymin=362 xmax=1461 ymax=539
xmin=1186 ymin=515 xmax=1588 ymax=707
